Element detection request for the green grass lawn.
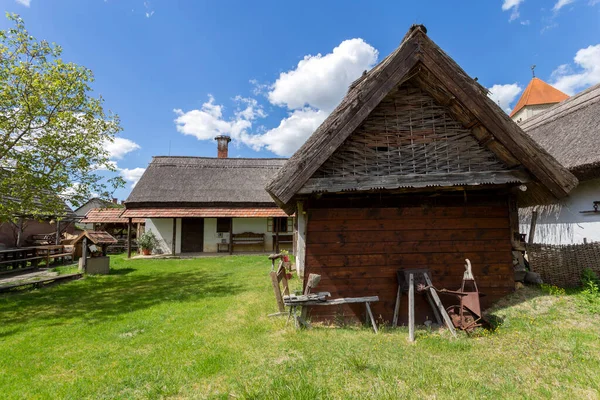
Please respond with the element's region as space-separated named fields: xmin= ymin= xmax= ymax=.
xmin=1 ymin=255 xmax=599 ymax=399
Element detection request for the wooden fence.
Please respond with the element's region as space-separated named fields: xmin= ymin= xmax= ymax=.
xmin=528 ymin=242 xmax=600 ymax=287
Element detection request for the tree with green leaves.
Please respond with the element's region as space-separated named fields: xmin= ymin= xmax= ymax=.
xmin=0 ymin=13 xmax=124 ymax=223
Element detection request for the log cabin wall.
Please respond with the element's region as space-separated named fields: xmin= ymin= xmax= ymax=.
xmin=303 ymin=191 xmax=514 ymax=325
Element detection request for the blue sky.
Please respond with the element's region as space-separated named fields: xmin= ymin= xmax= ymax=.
xmin=2 ymin=0 xmax=599 ymax=201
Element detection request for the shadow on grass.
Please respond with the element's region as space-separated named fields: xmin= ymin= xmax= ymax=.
xmin=109 ymin=268 xmax=136 ymax=276
xmin=0 ymin=265 xmax=244 ymax=330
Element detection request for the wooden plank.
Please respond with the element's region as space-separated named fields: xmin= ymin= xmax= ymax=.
xmin=307 ymin=217 xmax=509 ymax=232
xmin=528 ymin=210 xmax=538 ymax=245
xmin=270 ymin=271 xmax=285 ymax=313
xmin=296 ymin=296 xmax=379 ymax=306
xmin=392 ymin=285 xmax=401 ymax=327
xmin=309 ymin=206 xmax=508 ymax=221
xmin=306 ymin=251 xmax=512 ymax=267
xmin=315 ymin=264 xmax=511 ymax=279
xmin=307 ymin=228 xmax=511 ymax=244
xmin=408 ymin=273 xmax=415 ymax=342
xmin=423 ymin=273 xmax=457 ymax=338
xmin=306 ymin=240 xmax=512 ymax=256
xmin=299 ymin=170 xmax=528 ymax=194
xmin=172 ymin=218 xmax=177 ymax=255
xmin=296 ymin=201 xmax=307 ymax=279
xmin=127 ymin=218 xmax=132 ymax=259
xmin=365 ymin=302 xmax=378 ymax=333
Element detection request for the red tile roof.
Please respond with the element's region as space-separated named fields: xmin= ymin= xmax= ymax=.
xmin=510 ymin=78 xmax=569 ymax=117
xmin=121 ymin=207 xmax=288 ymax=218
xmin=81 ymin=208 xmax=145 ymax=224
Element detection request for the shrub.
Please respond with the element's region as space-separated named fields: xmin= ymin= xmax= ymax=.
xmin=579 ymin=268 xmax=600 ymax=315
xmin=137 ymin=231 xmax=158 ymax=251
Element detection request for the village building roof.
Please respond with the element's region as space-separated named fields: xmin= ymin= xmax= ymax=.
xmin=125 ymin=156 xmax=288 ymax=218
xmin=81 ymin=208 xmax=144 ymax=224
xmin=509 ymin=78 xmax=569 ymax=118
xmin=520 ymin=83 xmax=600 ymax=181
xmin=266 ymin=25 xmax=577 ymax=214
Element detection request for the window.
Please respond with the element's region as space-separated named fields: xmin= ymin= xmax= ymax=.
xmin=267 ymin=217 xmax=293 ymax=233
xmin=216 ymin=218 xmax=232 ymax=233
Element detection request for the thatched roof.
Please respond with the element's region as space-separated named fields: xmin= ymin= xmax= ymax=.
xmin=266 ymin=25 xmax=577 ymax=214
xmin=520 ymin=83 xmax=600 ymax=181
xmin=126 ymin=156 xmax=287 ymax=207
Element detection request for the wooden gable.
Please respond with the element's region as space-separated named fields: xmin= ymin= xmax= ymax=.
xmin=266 ymin=25 xmax=577 ymax=214
xmin=300 ymin=83 xmax=529 ymax=194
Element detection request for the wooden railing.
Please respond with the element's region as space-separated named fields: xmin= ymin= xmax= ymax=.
xmin=0 ymin=245 xmax=75 ymax=274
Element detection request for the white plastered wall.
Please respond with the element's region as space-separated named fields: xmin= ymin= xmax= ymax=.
xmin=145 ymin=218 xmax=182 ymax=254
xmin=520 ymin=178 xmax=600 ymax=244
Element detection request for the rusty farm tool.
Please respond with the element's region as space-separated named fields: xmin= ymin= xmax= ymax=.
xmin=419 ymin=259 xmax=489 ymax=333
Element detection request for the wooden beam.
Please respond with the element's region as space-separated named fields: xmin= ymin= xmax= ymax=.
xmin=300 ymin=170 xmax=530 ymax=194
xmin=82 ymin=237 xmax=88 ymax=272
xmin=408 ymin=273 xmax=415 ymax=342
xmin=528 ymin=210 xmax=538 ymax=245
xmin=229 ymin=218 xmax=233 ymax=255
xmin=55 ymin=220 xmax=60 ymax=245
xmin=423 ymin=273 xmax=457 ymax=338
xmin=127 ymin=218 xmax=132 ymax=259
xmin=295 ymin=201 xmax=307 ymax=279
xmin=172 ymin=218 xmax=177 ymax=255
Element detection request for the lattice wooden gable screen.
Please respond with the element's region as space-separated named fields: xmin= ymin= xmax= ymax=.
xmin=314 ymin=86 xmax=508 ymax=181
xmin=313 ymin=87 xmax=506 ymax=178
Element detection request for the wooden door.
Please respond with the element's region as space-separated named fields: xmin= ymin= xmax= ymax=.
xmin=181 ymin=218 xmax=204 ymax=253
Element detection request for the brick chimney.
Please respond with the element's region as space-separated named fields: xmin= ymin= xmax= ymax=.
xmin=215 ymin=135 xmax=231 ymax=158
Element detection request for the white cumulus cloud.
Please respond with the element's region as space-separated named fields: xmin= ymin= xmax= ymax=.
xmin=243 ymin=108 xmax=327 ymax=156
xmin=15 ymin=0 xmax=31 ymax=7
xmin=502 ymin=0 xmax=525 ymax=21
xmin=553 ymin=0 xmax=575 ymax=11
xmin=174 ymin=38 xmax=378 ymax=156
xmin=120 ymin=167 xmax=146 ymax=188
xmin=173 ymin=95 xmax=263 ymax=141
xmin=488 ymin=83 xmax=523 ymax=113
xmin=268 ymin=39 xmax=378 ymax=112
xmin=551 ymin=44 xmax=600 ymax=94
xmin=105 ymin=137 xmax=141 ymax=160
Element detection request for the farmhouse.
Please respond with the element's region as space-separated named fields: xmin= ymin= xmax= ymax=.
xmin=520 ymin=83 xmax=600 ymax=244
xmin=266 ymin=25 xmax=577 ymax=324
xmin=123 ymin=137 xmax=291 ymax=255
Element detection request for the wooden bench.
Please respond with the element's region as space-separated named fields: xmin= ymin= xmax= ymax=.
xmin=231 ymin=232 xmax=265 ymax=253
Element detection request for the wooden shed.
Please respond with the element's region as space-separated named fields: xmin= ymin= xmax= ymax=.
xmin=266 ymin=25 xmax=577 ymax=324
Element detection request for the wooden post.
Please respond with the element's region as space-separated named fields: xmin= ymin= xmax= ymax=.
xmin=275 ymin=218 xmax=280 ymax=253
xmin=423 ymin=273 xmax=457 ymax=338
xmin=127 ymin=218 xmax=132 ymax=258
xmin=171 ymin=218 xmax=177 ymax=255
xmin=229 ymin=218 xmax=233 ymax=255
xmin=365 ymin=302 xmax=378 ymax=333
xmin=528 ymin=210 xmax=538 ymax=245
xmin=296 ymin=201 xmax=307 ymax=279
xmin=55 ymin=220 xmax=61 ymax=245
xmin=15 ymin=217 xmax=24 ymax=248
xmin=408 ymin=273 xmax=415 ymax=342
xmin=392 ymin=285 xmax=402 ymax=327
xmin=82 ymin=237 xmax=88 ymax=272
xmin=270 ymin=271 xmax=285 ymax=313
